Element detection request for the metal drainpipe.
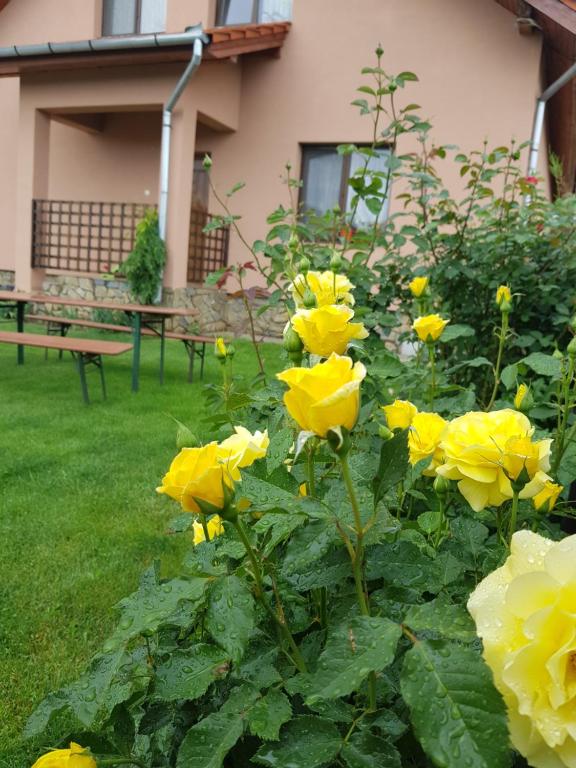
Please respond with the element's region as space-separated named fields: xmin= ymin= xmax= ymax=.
xmin=527 ymin=60 xmax=576 ymax=177
xmin=156 ymin=32 xmax=208 ymax=301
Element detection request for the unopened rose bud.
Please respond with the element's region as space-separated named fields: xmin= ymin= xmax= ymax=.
xmin=496 ymin=285 xmax=512 ymax=312
xmin=378 ymin=424 xmax=393 ymax=441
xmin=283 ymin=324 xmax=304 ymax=354
xmin=433 ymin=476 xmax=451 ymax=496
xmin=298 ymin=256 xmax=310 ymax=275
xmin=568 ymin=338 xmax=576 ymax=358
xmin=226 ymin=343 xmax=236 ymax=359
xmin=330 ymin=250 xmax=343 ymax=273
xmin=202 ymin=154 xmax=213 ymax=170
xmin=302 ymin=287 xmax=317 ymax=309
xmin=553 ymin=349 xmax=564 ymax=360
xmin=288 ymin=233 xmax=300 ymax=252
xmin=214 ymin=337 xmax=227 ymax=361
xmin=514 ymin=383 xmax=534 ymax=413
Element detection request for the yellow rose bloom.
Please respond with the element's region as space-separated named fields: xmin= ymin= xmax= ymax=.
xmin=409 ymin=276 xmax=429 ymax=298
xmin=408 ymin=412 xmax=448 ymax=476
xmin=215 ymin=337 xmax=227 ymax=358
xmin=276 ymin=353 xmax=366 ymax=438
xmin=217 ymin=426 xmax=269 ymax=481
xmin=496 ymin=284 xmax=512 ymax=306
xmin=436 ymin=409 xmax=552 ymax=511
xmin=412 ymin=314 xmax=449 ymax=343
xmin=291 ymin=270 xmax=355 ymax=308
xmin=291 ymin=304 xmax=369 ymax=357
xmin=193 ymin=515 xmax=224 ymax=545
xmin=382 ymin=399 xmax=418 ymax=430
xmin=157 ymin=442 xmax=232 ymax=514
xmin=468 ymin=531 xmax=576 ymax=768
xmin=32 ymin=744 xmax=96 ymax=768
xmin=533 ymin=480 xmax=563 ymax=513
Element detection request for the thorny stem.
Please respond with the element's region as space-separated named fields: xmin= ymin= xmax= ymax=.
xmin=307 ymin=442 xmax=317 ymax=496
xmin=427 ymin=342 xmax=436 ymax=408
xmin=201 ymin=516 xmax=211 ymax=542
xmin=486 ymin=311 xmax=509 ymax=411
xmin=232 ymin=518 xmax=308 ymax=673
xmin=553 ymin=354 xmax=576 ymax=475
xmin=237 ymin=269 xmax=266 ymax=379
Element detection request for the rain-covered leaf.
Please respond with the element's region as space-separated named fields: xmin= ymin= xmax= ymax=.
xmin=176 ymin=711 xmax=244 ymax=768
xmin=247 ymin=689 xmax=292 ymax=740
xmin=266 ymin=427 xmax=293 ymax=473
xmin=341 ymin=731 xmax=401 ymax=768
xmin=282 ymin=519 xmax=339 ymax=577
xmin=404 ymin=597 xmax=476 ymax=642
xmin=153 ymin=645 xmax=230 ymax=701
xmin=373 ymin=430 xmax=409 ymax=505
xmin=253 ymin=716 xmax=342 ymax=768
xmin=205 ymin=575 xmax=255 ymax=663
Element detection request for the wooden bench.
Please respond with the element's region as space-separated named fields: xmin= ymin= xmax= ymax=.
xmin=0 ymin=330 xmax=132 ymax=404
xmin=26 ymin=314 xmax=214 ymax=382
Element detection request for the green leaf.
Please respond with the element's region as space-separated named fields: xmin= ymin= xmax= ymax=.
xmin=282 ymin=519 xmax=339 ymax=577
xmin=248 ymin=689 xmax=292 ymax=740
xmin=266 ymin=427 xmax=293 ymax=474
xmin=177 ymin=711 xmax=244 ymax=768
xmin=306 ymin=616 xmax=401 ymax=703
xmin=397 ymin=71 xmax=419 ymax=82
xmin=107 ymin=565 xmax=207 ymax=649
xmin=166 ymin=513 xmax=193 ymax=534
xmin=451 ymin=517 xmax=489 ymax=559
xmin=401 ymin=640 xmax=510 ymax=768
xmin=253 ymin=716 xmax=342 ymax=768
xmin=153 ymin=644 xmax=230 ymax=701
xmin=240 ymin=473 xmax=327 ymax=518
xmin=417 ymin=509 xmax=443 ymax=534
xmin=206 ymin=575 xmax=255 ymax=663
xmin=439 ymin=324 xmax=475 ymax=342
xmin=404 ymin=597 xmax=476 ymax=641
xmin=373 ymin=430 xmax=409 ymax=505
xmin=522 ymin=352 xmax=562 ymax=378
xmin=341 ymin=731 xmax=401 ymax=768
xmin=254 ymin=512 xmax=307 ymax=557
xmin=500 ymin=363 xmax=518 ymax=390
xmin=366 ymin=541 xmax=436 ymax=591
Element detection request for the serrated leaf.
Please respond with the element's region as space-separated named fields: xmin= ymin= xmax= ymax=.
xmin=153 ymin=644 xmax=230 ymax=701
xmin=401 ymin=640 xmax=510 ymax=768
xmin=176 ymin=711 xmax=244 ymax=768
xmin=240 ymin=473 xmax=327 ymax=518
xmin=404 ymin=597 xmax=476 ymax=641
xmin=500 ymin=363 xmax=518 ymax=390
xmin=306 ymin=616 xmax=401 ymax=703
xmin=522 ymin=352 xmax=562 ymax=378
xmin=107 ymin=565 xmax=207 ymax=649
xmin=248 ymin=689 xmax=292 ymax=740
xmin=439 ymin=324 xmax=475 ymax=342
xmin=341 ymin=732 xmax=401 ymax=768
xmin=451 ymin=517 xmax=489 ymax=558
xmin=206 ymin=575 xmax=255 ymax=663
xmin=166 ymin=513 xmax=193 ymax=534
xmin=254 ymin=512 xmax=307 ymax=556
xmin=365 ymin=541 xmax=435 ymax=590
xmin=266 ymin=427 xmax=293 ymax=473
xmin=373 ymin=430 xmax=409 ymax=505
xmin=253 ymin=716 xmax=342 ymax=768
xmin=281 ymin=519 xmax=339 ymax=576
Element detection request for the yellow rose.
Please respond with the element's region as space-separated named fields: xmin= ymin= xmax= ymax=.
xmin=409 ymin=276 xmax=429 ymax=298
xmin=468 ymin=531 xmax=576 ymax=768
xmin=291 ymin=270 xmax=355 ymax=308
xmin=217 ymin=426 xmax=269 ymax=481
xmin=157 ymin=442 xmax=232 ymax=513
xmin=291 ymin=304 xmax=369 ymax=357
xmin=436 ymin=409 xmax=552 ymax=511
xmin=496 ymin=285 xmax=512 ymax=307
xmin=382 ymin=399 xmax=418 ymax=430
xmin=408 ymin=412 xmax=448 ymax=476
xmin=412 ymin=314 xmax=449 ymax=343
xmin=514 ymin=383 xmax=534 ymax=412
xmin=215 ymin=337 xmax=228 ymax=360
xmin=32 ymin=744 xmax=96 ymax=768
xmin=533 ymin=480 xmax=563 ymax=513
xmin=193 ymin=515 xmax=224 ymax=545
xmin=276 ymin=353 xmax=366 ymax=438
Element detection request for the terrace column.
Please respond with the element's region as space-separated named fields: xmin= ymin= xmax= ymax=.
xmin=14 ymin=106 xmax=51 ymax=292
xmin=163 ymin=101 xmax=198 ymax=290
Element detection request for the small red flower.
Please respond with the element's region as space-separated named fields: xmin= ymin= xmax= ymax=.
xmin=524 ymin=176 xmax=538 ymax=185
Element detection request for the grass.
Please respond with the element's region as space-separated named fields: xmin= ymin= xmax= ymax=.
xmin=0 ymin=322 xmax=284 ymax=767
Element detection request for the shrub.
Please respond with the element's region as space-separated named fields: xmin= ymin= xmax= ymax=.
xmin=122 ymin=209 xmax=166 ymax=305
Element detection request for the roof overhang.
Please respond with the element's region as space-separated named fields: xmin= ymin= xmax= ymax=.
xmin=0 ymin=22 xmax=291 ymax=77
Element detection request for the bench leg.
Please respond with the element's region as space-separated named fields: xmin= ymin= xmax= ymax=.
xmin=131 ymin=312 xmax=141 ymax=393
xmin=77 ymin=354 xmax=90 ymax=405
xmin=200 ymin=343 xmax=206 ymax=380
xmin=98 ymin=356 xmax=107 ymax=401
xmin=45 ymin=322 xmax=69 ymax=361
xmin=188 ymin=341 xmax=195 ymax=383
xmin=16 ymin=302 xmax=24 ymax=365
xmin=159 ymin=319 xmax=166 ymax=385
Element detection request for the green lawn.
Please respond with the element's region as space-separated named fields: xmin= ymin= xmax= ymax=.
xmin=0 ymin=324 xmax=284 ymax=767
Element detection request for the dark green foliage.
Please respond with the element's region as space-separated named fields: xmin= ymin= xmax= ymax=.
xmin=122 ymin=209 xmax=166 ymax=304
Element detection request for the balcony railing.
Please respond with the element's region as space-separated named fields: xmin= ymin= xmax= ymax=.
xmin=31 ymin=199 xmax=230 ymax=284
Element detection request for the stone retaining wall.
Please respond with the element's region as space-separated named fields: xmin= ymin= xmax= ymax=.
xmin=0 ymin=270 xmax=15 ymax=289
xmin=37 ymin=274 xmax=287 ymax=339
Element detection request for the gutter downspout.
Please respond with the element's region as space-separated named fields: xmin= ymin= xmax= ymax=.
xmin=527 ymin=60 xmax=576 ymax=176
xmin=157 ymin=29 xmax=209 ymax=301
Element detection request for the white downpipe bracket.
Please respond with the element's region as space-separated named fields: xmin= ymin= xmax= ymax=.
xmin=527 ymin=60 xmax=576 ymax=177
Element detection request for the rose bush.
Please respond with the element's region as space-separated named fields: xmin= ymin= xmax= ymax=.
xmin=23 ymin=52 xmax=576 ymax=768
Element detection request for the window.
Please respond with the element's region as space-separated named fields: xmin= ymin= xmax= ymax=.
xmin=102 ymin=0 xmax=166 ymax=36
xmin=300 ymin=145 xmax=391 ymax=229
xmin=217 ymin=0 xmax=292 ymax=26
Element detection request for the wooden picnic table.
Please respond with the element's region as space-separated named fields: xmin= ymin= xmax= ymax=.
xmin=0 ymin=290 xmax=198 ymax=392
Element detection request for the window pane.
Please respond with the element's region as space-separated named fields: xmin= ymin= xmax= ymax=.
xmin=222 ymin=0 xmax=256 ymax=25
xmin=102 ymin=0 xmax=137 ymax=35
xmin=301 ymin=148 xmax=344 ymax=218
xmin=346 ymin=148 xmax=391 ymax=228
xmin=259 ymin=0 xmax=292 ymax=22
xmin=139 ymin=0 xmax=166 ymax=32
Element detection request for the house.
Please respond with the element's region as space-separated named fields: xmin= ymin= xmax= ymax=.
xmin=0 ymin=0 xmax=567 ymax=334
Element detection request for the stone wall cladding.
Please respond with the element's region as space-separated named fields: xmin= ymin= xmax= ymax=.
xmin=37 ymin=275 xmax=287 ymax=339
xmin=0 ymin=270 xmax=15 ymax=290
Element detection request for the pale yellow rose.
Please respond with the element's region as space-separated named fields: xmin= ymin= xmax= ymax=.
xmin=409 ymin=276 xmax=429 ymax=298
xmin=157 ymin=442 xmax=232 ymax=513
xmin=436 ymin=409 xmax=553 ymax=511
xmin=193 ymin=515 xmax=224 ymax=545
xmin=32 ymin=744 xmax=96 ymax=768
xmin=291 ymin=304 xmax=369 ymax=357
xmin=409 ymin=412 xmax=448 ymax=476
xmin=217 ymin=426 xmax=269 ymax=481
xmin=382 ymin=399 xmax=418 ymax=430
xmin=412 ymin=314 xmax=449 ymax=343
xmin=496 ymin=285 xmax=512 ymax=307
xmin=276 ymin=353 xmax=366 ymax=438
xmin=468 ymin=531 xmax=576 ymax=768
xmin=533 ymin=481 xmax=563 ymax=513
xmin=291 ymin=270 xmax=355 ymax=308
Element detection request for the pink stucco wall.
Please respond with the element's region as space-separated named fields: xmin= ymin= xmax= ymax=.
xmin=0 ymin=0 xmax=543 ymax=286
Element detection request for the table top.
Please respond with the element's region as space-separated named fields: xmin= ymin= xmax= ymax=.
xmin=0 ymin=330 xmax=133 ymax=356
xmin=0 ymin=291 xmax=198 ymax=317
